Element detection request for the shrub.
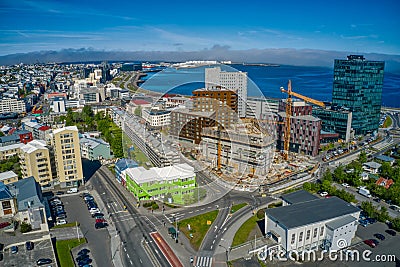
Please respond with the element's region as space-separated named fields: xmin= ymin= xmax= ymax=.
xmin=20 ymin=222 xmax=32 ymax=233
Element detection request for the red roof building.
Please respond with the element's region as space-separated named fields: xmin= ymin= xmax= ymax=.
xmin=375 ymin=177 xmax=394 ymax=189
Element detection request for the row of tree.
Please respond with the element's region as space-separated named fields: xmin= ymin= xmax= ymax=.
xmin=361 ymin=201 xmax=400 ymax=231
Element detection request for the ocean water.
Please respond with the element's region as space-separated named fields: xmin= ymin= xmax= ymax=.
xmin=140 ymin=64 xmax=400 ymax=107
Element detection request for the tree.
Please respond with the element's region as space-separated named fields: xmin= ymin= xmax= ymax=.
xmin=361 ymin=201 xmax=376 ymax=218
xmin=377 ymin=206 xmax=390 ymax=222
xmin=358 ymin=151 xmax=367 ymax=164
xmin=323 ymin=170 xmax=333 ymax=182
xmin=333 ymin=166 xmax=346 ymax=183
xmin=380 ymin=162 xmax=392 ymax=178
xmin=302 ymin=182 xmax=312 ymax=192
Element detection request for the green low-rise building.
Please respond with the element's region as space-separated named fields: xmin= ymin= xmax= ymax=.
xmin=124 ymin=163 xmax=196 ymax=204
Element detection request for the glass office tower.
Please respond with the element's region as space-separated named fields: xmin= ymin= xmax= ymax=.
xmin=332 ymin=55 xmax=384 ymax=135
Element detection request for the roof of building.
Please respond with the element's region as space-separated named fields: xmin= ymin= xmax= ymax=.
xmin=38 ymin=125 xmax=51 ymax=131
xmin=80 ymin=137 xmax=109 ymax=149
xmin=0 ymin=182 xmax=13 ymax=200
xmin=280 ymin=190 xmax=319 ymax=205
xmin=52 ymin=126 xmax=78 ymax=134
xmin=0 ymin=171 xmax=18 ymax=181
xmin=265 ymin=197 xmax=360 ymax=229
xmin=326 ymin=215 xmax=357 ymax=230
xmin=0 ymin=143 xmax=24 ymax=152
xmin=375 ymin=177 xmax=394 ymax=189
xmin=125 ymin=163 xmax=194 ymax=184
xmin=21 ymin=140 xmax=47 ymax=153
xmin=115 ymin=158 xmax=138 ymax=170
xmin=132 ymin=99 xmax=151 ymax=105
xmin=8 ymin=176 xmax=43 ymax=210
xmin=375 ymin=155 xmax=395 ymax=162
xmin=0 ymin=134 xmax=20 ymax=144
xmin=278 ymin=112 xmax=321 ymax=122
xmin=363 ymin=161 xmax=382 ymax=169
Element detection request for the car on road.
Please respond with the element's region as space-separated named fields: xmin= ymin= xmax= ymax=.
xmin=36 ymin=258 xmax=52 ymax=265
xmin=11 ymin=246 xmax=18 ymax=254
xmin=374 ymin=233 xmax=385 ymax=240
xmin=385 ymin=229 xmax=397 ymax=236
xmin=373 ymin=198 xmax=381 ymax=203
xmin=95 ymin=222 xmax=107 ymax=229
xmin=56 ymin=219 xmax=67 ymax=225
xmin=341 ymin=183 xmax=349 ymax=188
xmin=78 ymin=248 xmax=90 ymax=256
xmin=25 ymin=241 xmax=34 ymax=250
xmin=363 ymin=239 xmax=376 ymax=248
xmin=190 ymin=256 xmax=194 ymax=263
xmin=319 ymin=191 xmax=328 ymax=197
xmin=56 ymin=191 xmax=64 ymax=195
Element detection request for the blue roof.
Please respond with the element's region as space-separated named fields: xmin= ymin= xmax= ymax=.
xmin=375 ymin=155 xmax=395 ymax=162
xmin=115 ymin=158 xmax=138 ymax=171
xmin=8 ymin=177 xmax=44 ymax=210
xmin=0 ymin=182 xmax=13 ymax=200
xmin=0 ymin=134 xmax=20 ymax=143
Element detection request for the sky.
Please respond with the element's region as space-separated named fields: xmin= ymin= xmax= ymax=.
xmin=0 ymin=0 xmax=399 ymax=56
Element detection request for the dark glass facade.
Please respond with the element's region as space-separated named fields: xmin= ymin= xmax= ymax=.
xmin=332 ymin=55 xmax=384 ymax=135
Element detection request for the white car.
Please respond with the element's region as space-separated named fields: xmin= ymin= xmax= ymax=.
xmin=342 ymin=183 xmax=350 ymax=188
xmin=320 ymin=191 xmax=328 ymax=197
xmin=56 ymin=219 xmax=67 ymax=225
xmin=89 ymin=208 xmax=100 ymax=214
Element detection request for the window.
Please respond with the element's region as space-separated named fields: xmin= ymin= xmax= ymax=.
xmin=299 ymin=232 xmax=303 ymax=242
xmin=320 ymin=226 xmax=324 ymax=236
xmin=313 ymin=228 xmax=318 ymax=238
xmin=306 ymin=230 xmax=311 ymax=240
xmin=291 ymin=233 xmax=296 ymax=244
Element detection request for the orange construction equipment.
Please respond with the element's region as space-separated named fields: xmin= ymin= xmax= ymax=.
xmin=280 ymin=86 xmax=325 ymax=108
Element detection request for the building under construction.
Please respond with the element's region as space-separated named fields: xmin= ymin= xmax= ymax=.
xmin=200 ymin=123 xmax=275 ymax=177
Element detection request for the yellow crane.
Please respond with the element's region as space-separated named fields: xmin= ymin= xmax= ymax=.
xmin=280 ymin=80 xmax=326 ymax=160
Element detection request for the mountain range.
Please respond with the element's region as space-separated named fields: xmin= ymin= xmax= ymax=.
xmin=1 ymin=46 xmax=400 ymax=72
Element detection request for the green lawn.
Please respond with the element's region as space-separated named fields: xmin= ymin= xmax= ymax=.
xmin=231 ymin=215 xmax=260 ymax=247
xmin=131 ymin=144 xmax=152 ymax=168
xmin=382 ymin=116 xmax=392 ymax=128
xmin=52 ymin=222 xmax=80 ymax=229
xmin=230 ymin=203 xmax=247 ymax=214
xmin=178 ymin=210 xmax=219 ymax=250
xmin=56 ymin=238 xmax=86 ymax=267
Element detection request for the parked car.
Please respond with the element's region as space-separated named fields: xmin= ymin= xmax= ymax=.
xmin=76 ymin=254 xmax=89 ymax=262
xmin=319 ymin=191 xmax=328 ymax=197
xmin=11 ymin=246 xmax=18 ymax=254
xmin=56 ymin=191 xmax=64 ymax=195
xmin=359 ymin=220 xmax=368 ymax=227
xmin=78 ymin=248 xmax=90 ymax=256
xmin=385 ymin=229 xmax=397 ymax=236
xmin=0 ymin=243 xmax=4 ymax=251
xmin=67 ymin=188 xmax=78 ymax=194
xmin=90 ymin=208 xmax=100 ymax=214
xmin=0 ymin=252 xmax=3 ymax=261
xmin=95 ymin=218 xmax=106 ymax=223
xmin=25 ymin=241 xmax=34 ymax=251
xmin=367 ymin=218 xmax=377 ymax=224
xmin=370 ymin=239 xmax=380 ymax=246
xmin=363 ymin=239 xmax=376 ymax=248
xmin=92 ymin=212 xmax=104 ymax=218
xmin=95 ymin=222 xmax=107 ymax=229
xmin=78 ymin=258 xmax=92 ymax=266
xmin=374 ymin=233 xmax=385 ymax=240
xmin=56 ymin=214 xmax=67 ymax=220
xmin=36 ymin=258 xmax=52 ymax=265
xmin=0 ymin=222 xmax=11 ymax=229
xmin=56 ymin=219 xmax=67 ymax=225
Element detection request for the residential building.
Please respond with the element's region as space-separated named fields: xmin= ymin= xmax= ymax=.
xmin=375 ymin=177 xmax=394 ymax=189
xmin=50 ymin=126 xmax=84 ymax=188
xmin=115 ymin=158 xmax=138 ymax=185
xmin=19 ymin=140 xmax=53 ymax=186
xmin=0 ymin=182 xmax=17 ymax=218
xmin=170 ymin=108 xmax=216 ymax=144
xmin=205 ymin=66 xmax=247 ymax=118
xmin=246 ymin=96 xmax=280 ymax=118
xmin=201 ymin=123 xmax=274 ymax=176
xmin=142 ymin=108 xmax=171 ymax=128
xmin=0 ymin=171 xmax=18 ymax=185
xmin=265 ymin=193 xmax=360 ymax=255
xmin=8 ymin=177 xmax=48 ymax=230
xmin=0 ymin=98 xmax=26 ymax=114
xmin=332 ymin=55 xmax=384 ymax=135
xmin=79 ymin=136 xmax=113 ymax=160
xmin=363 ymin=161 xmax=381 ymax=174
xmin=192 ymin=87 xmax=238 ymax=129
xmin=50 ymin=97 xmax=66 ymax=113
xmin=125 ymin=163 xmax=196 ymax=204
xmin=0 ymin=143 xmax=24 ymax=160
xmin=375 ymin=155 xmax=395 ymax=165
xmin=312 ymin=107 xmax=353 ymax=142
xmin=80 ymin=87 xmax=101 ymax=104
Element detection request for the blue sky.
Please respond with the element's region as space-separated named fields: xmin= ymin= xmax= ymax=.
xmin=0 ymin=0 xmax=399 ymax=55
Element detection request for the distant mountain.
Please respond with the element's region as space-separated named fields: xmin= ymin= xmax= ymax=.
xmin=1 ymin=47 xmax=400 ymax=72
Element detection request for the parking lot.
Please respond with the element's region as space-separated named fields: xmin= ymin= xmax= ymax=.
xmin=2 ymin=237 xmax=56 ymax=267
xmin=60 ymin=193 xmax=111 ymax=267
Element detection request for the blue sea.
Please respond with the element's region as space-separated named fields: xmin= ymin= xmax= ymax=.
xmin=140 ymin=64 xmax=400 ymax=108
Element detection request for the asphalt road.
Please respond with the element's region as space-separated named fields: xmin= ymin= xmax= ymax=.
xmin=93 ymin=167 xmax=170 ymax=267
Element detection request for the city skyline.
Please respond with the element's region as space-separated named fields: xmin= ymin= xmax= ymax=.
xmin=1 ymin=0 xmax=399 ymax=56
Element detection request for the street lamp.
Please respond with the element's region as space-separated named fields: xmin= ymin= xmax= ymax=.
xmin=219 ymin=244 xmax=229 ymax=262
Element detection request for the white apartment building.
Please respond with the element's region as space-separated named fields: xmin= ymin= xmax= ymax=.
xmin=142 ymin=108 xmax=171 ymax=128
xmin=246 ymin=96 xmax=280 ymax=118
xmin=0 ymin=98 xmax=26 ymax=114
xmin=265 ymin=192 xmax=360 ymax=256
xmin=205 ymin=67 xmax=247 ymax=118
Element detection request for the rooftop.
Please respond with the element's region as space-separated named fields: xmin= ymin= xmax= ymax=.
xmin=375 ymin=155 xmax=395 ymax=162
xmin=52 ymin=126 xmax=78 ymax=134
xmin=0 ymin=143 xmax=24 ymax=152
xmin=0 ymin=171 xmax=18 ymax=181
xmin=125 ymin=163 xmax=194 ymax=184
xmin=363 ymin=161 xmax=382 ymax=169
xmin=280 ymin=190 xmax=319 ymax=205
xmin=326 ymin=215 xmax=357 ymax=230
xmin=21 ymin=140 xmax=47 ymax=153
xmin=266 ymin=197 xmax=360 ymax=229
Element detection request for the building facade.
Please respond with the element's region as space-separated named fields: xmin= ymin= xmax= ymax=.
xmin=0 ymin=171 xmax=18 ymax=185
xmin=0 ymin=98 xmax=26 ymax=114
xmin=124 ymin=163 xmax=196 ymax=205
xmin=205 ymin=67 xmax=247 ymax=118
xmin=50 ymin=126 xmax=84 ymax=188
xmin=142 ymin=109 xmax=171 ymax=128
xmin=20 ymin=140 xmax=53 ymax=186
xmin=0 ymin=143 xmax=24 ymax=160
xmin=332 ymin=55 xmax=384 ymax=135
xmin=312 ymin=107 xmax=353 ymax=142
xmin=115 ymin=158 xmax=138 ymax=185
xmin=246 ymin=96 xmax=280 ymax=118
xmin=79 ymin=136 xmax=113 ymax=160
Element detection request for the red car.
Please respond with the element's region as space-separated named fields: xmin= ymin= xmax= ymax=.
xmin=363 ymin=239 xmax=376 ymax=248
xmin=95 ymin=218 xmax=106 ymax=223
xmin=0 ymin=222 xmax=11 ymax=229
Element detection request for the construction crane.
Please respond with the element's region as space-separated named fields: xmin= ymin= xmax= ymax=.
xmin=280 ymin=80 xmax=326 ymax=160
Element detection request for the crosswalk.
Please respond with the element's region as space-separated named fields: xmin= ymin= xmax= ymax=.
xmin=195 ymin=256 xmax=213 ymax=267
